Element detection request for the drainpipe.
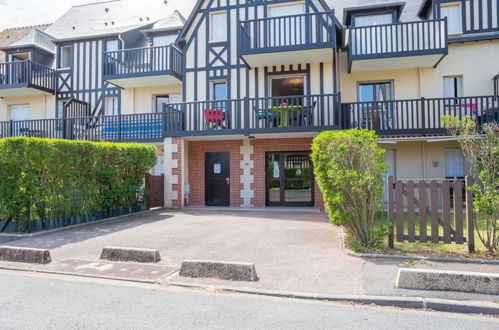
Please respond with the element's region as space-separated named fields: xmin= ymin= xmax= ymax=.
xmin=118 ymin=33 xmax=125 ymax=49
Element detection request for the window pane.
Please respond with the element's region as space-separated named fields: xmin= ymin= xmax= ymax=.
xmin=214 ymin=82 xmax=227 ymax=100
xmin=284 ymin=180 xmax=312 ymax=202
xmin=271 ymin=77 xmax=304 ymax=97
xmin=355 ymin=13 xmax=393 ymax=27
xmin=210 ymin=13 xmax=227 ymax=41
xmin=269 ymin=180 xmax=281 ymax=202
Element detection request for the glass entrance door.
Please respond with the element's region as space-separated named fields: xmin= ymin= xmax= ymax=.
xmin=266 ymin=152 xmax=314 ymax=206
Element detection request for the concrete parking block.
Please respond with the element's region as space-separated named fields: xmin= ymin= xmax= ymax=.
xmin=101 ymin=246 xmax=161 ymax=263
xmin=396 ymin=268 xmax=499 ymax=295
xmin=179 ymin=260 xmax=258 ymax=281
xmin=0 ymin=246 xmax=51 ymax=264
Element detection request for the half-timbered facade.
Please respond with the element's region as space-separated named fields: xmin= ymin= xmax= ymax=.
xmin=0 ymin=0 xmax=498 ymax=210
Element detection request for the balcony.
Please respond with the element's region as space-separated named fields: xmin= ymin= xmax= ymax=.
xmin=164 ymin=94 xmax=341 ymax=137
xmin=342 ymin=95 xmax=499 ymax=135
xmin=0 ymin=60 xmax=56 ymax=97
xmin=102 ymin=45 xmax=182 ymax=88
xmin=348 ymin=19 xmax=448 ymax=72
xmin=239 ymin=12 xmax=338 ymax=67
xmin=0 ymin=113 xmax=164 ymax=142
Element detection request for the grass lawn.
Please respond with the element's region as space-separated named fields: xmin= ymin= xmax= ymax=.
xmin=352 ymin=211 xmax=497 ymax=259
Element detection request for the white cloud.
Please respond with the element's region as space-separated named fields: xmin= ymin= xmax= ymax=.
xmin=0 ymin=0 xmax=102 ymax=30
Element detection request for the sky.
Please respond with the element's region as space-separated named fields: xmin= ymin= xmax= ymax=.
xmin=0 ymin=0 xmax=103 ymax=30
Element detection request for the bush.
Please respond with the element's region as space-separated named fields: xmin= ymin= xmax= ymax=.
xmin=0 ymin=137 xmax=156 ymax=232
xmin=311 ymin=129 xmax=389 ymax=249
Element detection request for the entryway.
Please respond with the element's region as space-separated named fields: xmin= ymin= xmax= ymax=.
xmin=266 ymin=151 xmax=314 ymax=206
xmin=205 ymin=152 xmax=230 ymax=206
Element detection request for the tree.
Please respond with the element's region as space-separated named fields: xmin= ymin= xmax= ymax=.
xmin=442 ymin=116 xmax=498 ymax=253
xmin=311 ymin=129 xmax=389 ymax=249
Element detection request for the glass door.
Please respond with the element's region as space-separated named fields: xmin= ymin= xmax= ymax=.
xmin=266 ymin=152 xmax=314 ymax=206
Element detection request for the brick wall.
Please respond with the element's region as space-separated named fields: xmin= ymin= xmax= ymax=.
xmin=186 ymin=137 xmax=325 ymax=210
xmin=252 ymin=137 xmax=324 ymax=210
xmin=187 ymin=140 xmax=244 ymax=207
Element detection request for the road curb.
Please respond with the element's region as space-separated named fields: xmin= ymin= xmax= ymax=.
xmin=0 ymin=210 xmax=157 ymax=239
xmin=358 ymin=253 xmax=499 ymax=265
xmin=169 ymin=281 xmax=499 ymax=315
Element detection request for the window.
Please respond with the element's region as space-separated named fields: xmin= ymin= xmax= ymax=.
xmin=105 ymin=96 xmax=119 ymax=116
xmin=106 ymin=40 xmax=119 ymax=52
xmin=271 ymin=76 xmax=305 ymax=97
xmin=211 ymin=81 xmax=227 ymax=101
xmin=209 ymin=12 xmax=227 ymax=42
xmin=353 ymin=13 xmax=394 ymax=27
xmin=268 ymin=4 xmax=306 ymax=46
xmin=59 ymin=45 xmax=71 ymax=68
xmin=57 ymin=100 xmax=68 ymax=118
xmin=445 ymin=148 xmax=465 ymax=178
xmin=358 ymin=81 xmax=393 ymax=102
xmin=357 ymin=82 xmax=394 ymax=130
xmin=440 ymin=3 xmax=462 ymax=34
xmin=10 ymin=104 xmax=30 ymax=121
xmin=443 ymin=76 xmax=463 ymax=98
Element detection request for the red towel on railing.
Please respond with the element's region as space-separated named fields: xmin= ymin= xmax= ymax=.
xmin=204 ymin=109 xmax=224 ymax=123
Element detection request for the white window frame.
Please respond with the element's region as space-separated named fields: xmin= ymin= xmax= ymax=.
xmin=209 ymin=11 xmax=227 ymax=43
xmin=353 ymin=12 xmax=394 ymax=27
xmin=105 ymin=96 xmax=119 ymax=116
xmin=210 ymin=80 xmax=228 ymax=100
xmin=443 ymin=75 xmax=463 ymax=98
xmin=10 ymin=104 xmax=30 ymax=121
xmin=59 ymin=45 xmax=72 ymax=69
xmin=445 ymin=147 xmax=465 ymax=178
xmin=440 ymin=2 xmax=462 ymax=35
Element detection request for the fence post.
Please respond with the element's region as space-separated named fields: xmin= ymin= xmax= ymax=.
xmin=244 ymin=96 xmax=250 ymax=132
xmin=420 ymin=97 xmax=426 ymax=129
xmin=162 ymin=103 xmax=167 ymax=139
xmin=465 ymin=176 xmax=475 ymax=253
xmin=387 ymin=176 xmax=394 ymax=249
xmin=117 ymin=113 xmax=122 ymax=141
xmin=9 ymin=120 xmax=13 ymax=137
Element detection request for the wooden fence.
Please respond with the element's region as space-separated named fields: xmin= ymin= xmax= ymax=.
xmin=145 ymin=174 xmax=164 ymax=209
xmin=387 ymin=176 xmax=474 ymax=252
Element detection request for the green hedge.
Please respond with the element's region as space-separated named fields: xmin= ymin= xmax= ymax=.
xmin=0 ymin=137 xmax=156 ymax=231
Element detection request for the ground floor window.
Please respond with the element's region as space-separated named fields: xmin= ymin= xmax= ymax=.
xmin=445 ymin=148 xmax=465 ymax=179
xmin=266 ymin=151 xmax=314 ymax=206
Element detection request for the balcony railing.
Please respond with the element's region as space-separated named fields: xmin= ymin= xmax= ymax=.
xmin=0 ymin=113 xmax=164 ymax=142
xmin=0 ymin=60 xmax=55 ymax=93
xmin=342 ymin=95 xmax=499 ymax=135
xmin=103 ymin=45 xmax=182 ymax=80
xmin=349 ymin=19 xmax=448 ymax=60
xmin=239 ymin=11 xmax=337 ymax=54
xmin=494 ymin=74 xmax=499 ymax=96
xmin=164 ymin=94 xmax=341 ymax=136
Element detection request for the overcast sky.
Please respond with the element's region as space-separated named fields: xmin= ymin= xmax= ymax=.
xmin=0 ymin=0 xmax=102 ymax=30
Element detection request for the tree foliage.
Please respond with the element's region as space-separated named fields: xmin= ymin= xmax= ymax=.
xmin=311 ymin=129 xmax=389 ymax=249
xmin=0 ymin=137 xmax=157 ymax=230
xmin=442 ymin=116 xmax=498 ymax=253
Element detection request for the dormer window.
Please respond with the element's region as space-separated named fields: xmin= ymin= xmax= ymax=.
xmin=353 ymin=12 xmax=394 ymax=27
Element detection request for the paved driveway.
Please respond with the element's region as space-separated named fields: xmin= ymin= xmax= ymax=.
xmin=1 ymin=209 xmax=364 ymax=295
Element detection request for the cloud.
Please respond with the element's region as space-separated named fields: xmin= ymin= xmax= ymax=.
xmin=0 ymin=0 xmax=102 ymax=30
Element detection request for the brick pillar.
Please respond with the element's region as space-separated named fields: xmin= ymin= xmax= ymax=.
xmin=164 ymin=137 xmax=183 ymax=208
xmin=239 ymin=138 xmax=254 ymax=207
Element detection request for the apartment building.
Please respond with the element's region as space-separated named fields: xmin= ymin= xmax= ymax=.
xmin=0 ymin=0 xmax=498 ymax=209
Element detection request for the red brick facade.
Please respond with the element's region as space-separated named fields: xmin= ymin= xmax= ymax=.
xmin=187 ymin=140 xmax=244 ymax=207
xmin=184 ymin=137 xmax=325 ymax=210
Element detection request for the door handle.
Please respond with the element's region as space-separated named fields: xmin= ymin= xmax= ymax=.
xmin=226 ymin=177 xmax=230 ymax=185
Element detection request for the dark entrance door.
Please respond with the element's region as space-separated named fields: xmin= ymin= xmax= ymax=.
xmin=205 ymin=152 xmax=230 ymax=206
xmin=266 ymin=152 xmax=314 ymax=207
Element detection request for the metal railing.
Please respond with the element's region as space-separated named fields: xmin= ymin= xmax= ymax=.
xmin=342 ymin=95 xmax=499 ymax=135
xmin=103 ymin=45 xmax=182 ymax=79
xmin=0 ymin=60 xmax=55 ymax=92
xmin=164 ymin=94 xmax=341 ymax=136
xmin=0 ymin=113 xmax=164 ymax=142
xmin=239 ymin=11 xmax=337 ymax=54
xmin=349 ymin=19 xmax=448 ymax=60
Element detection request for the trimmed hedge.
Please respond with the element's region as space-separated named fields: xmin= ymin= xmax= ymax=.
xmin=0 ymin=137 xmax=156 ymax=232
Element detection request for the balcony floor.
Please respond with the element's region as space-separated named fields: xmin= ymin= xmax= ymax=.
xmin=241 ymin=47 xmax=334 ymax=68
xmin=0 ymin=85 xmax=53 ymax=97
xmin=105 ymin=74 xmax=181 ymax=88
xmin=350 ymin=53 xmax=444 ymax=72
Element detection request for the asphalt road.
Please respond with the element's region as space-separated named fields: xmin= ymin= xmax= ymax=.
xmin=0 ymin=271 xmax=497 ymax=329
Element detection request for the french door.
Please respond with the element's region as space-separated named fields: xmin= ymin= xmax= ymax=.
xmin=266 ymin=151 xmax=314 ymax=206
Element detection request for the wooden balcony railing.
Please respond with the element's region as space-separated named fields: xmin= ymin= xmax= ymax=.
xmin=0 ymin=60 xmax=55 ymax=93
xmin=342 ymin=95 xmax=499 ymax=135
xmin=103 ymin=45 xmax=182 ymax=80
xmin=164 ymin=94 xmax=342 ymax=136
xmin=239 ymin=11 xmax=337 ymax=54
xmin=349 ymin=19 xmax=448 ymax=60
xmin=494 ymin=74 xmax=499 ymax=96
